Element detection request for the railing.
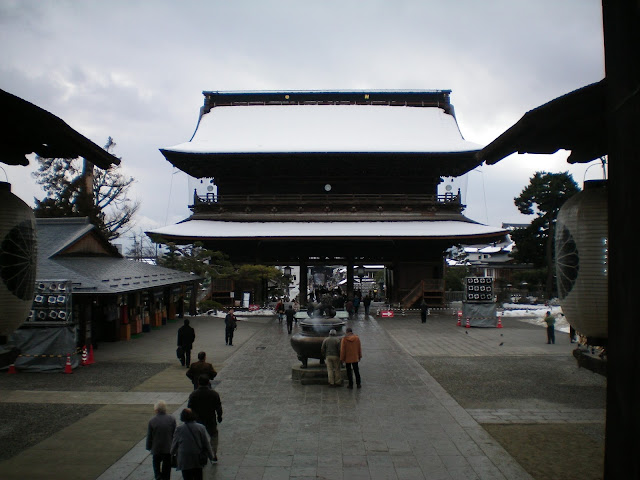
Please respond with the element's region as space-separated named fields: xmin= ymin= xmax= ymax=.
xmin=194 ymin=192 xmax=461 ymax=207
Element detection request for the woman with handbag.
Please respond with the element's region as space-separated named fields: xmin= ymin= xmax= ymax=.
xmin=170 ymin=408 xmax=214 ymax=480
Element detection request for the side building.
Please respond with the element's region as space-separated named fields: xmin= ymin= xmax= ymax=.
xmin=11 ymin=217 xmax=199 ymax=371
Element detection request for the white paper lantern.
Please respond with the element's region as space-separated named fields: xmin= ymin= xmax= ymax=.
xmin=555 ymin=180 xmax=608 ymax=343
xmin=0 ymin=182 xmax=37 ymax=339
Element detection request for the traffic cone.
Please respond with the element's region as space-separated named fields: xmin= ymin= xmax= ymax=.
xmin=465 ymin=318 xmax=470 ymax=328
xmin=87 ymin=345 xmax=95 ymax=365
xmin=497 ymin=316 xmax=503 ymax=328
xmin=81 ymin=346 xmax=88 ymax=366
xmin=8 ymin=363 xmax=17 ymax=374
xmin=64 ymin=355 xmax=73 ymax=374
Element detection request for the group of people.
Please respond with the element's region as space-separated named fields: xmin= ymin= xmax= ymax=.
xmin=147 ymin=348 xmax=223 ymax=480
xmin=307 ymin=290 xmax=373 ymax=318
xmin=275 ymin=300 xmax=298 ymax=334
xmin=320 ymin=327 xmax=363 ymax=389
xmin=176 ymin=310 xmax=238 ymax=372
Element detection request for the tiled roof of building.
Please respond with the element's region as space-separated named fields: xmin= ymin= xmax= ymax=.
xmin=36 ymin=218 xmax=197 ymax=295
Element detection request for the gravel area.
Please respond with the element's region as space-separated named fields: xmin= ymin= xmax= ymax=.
xmin=416 ymin=355 xmax=606 ymax=410
xmin=0 ymin=404 xmax=100 ymax=461
xmin=0 ymin=361 xmax=172 ymax=392
xmin=417 ymin=354 xmax=606 ymax=480
xmin=0 ymin=362 xmax=172 ymax=462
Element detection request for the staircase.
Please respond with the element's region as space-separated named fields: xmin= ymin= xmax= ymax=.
xmin=401 ymin=279 xmax=445 ymax=308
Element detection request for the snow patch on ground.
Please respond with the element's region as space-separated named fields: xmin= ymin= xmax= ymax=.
xmin=203 ymin=303 xmax=570 ymax=333
xmin=501 ymin=304 xmax=569 ymax=333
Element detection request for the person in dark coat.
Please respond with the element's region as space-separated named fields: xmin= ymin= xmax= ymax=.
xmin=146 ymin=400 xmax=176 ymax=480
xmin=188 ymin=375 xmax=223 ymax=462
xmin=420 ymin=299 xmax=429 ymax=323
xmin=171 ymin=408 xmax=214 ymax=479
xmin=363 ymin=294 xmax=372 ymax=317
xmin=177 ymin=319 xmax=195 ymax=367
xmin=224 ymin=308 xmax=237 ymax=346
xmin=186 ymin=351 xmax=217 ymax=389
xmin=285 ymin=305 xmax=296 ymax=334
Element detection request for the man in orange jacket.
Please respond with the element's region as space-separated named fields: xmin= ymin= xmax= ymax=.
xmin=340 ymin=327 xmax=362 ymax=389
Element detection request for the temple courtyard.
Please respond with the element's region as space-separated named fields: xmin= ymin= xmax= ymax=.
xmin=0 ymin=307 xmax=605 ymax=480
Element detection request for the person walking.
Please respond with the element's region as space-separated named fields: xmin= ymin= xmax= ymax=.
xmin=275 ymin=299 xmax=285 ymax=323
xmin=544 ymin=311 xmax=556 ymax=344
xmin=363 ymin=294 xmax=371 ymax=318
xmin=146 ymin=400 xmax=176 ymax=480
xmin=340 ymin=327 xmax=362 ymax=389
xmin=171 ymin=408 xmax=214 ymax=480
xmin=353 ymin=294 xmax=360 ymax=315
xmin=345 ymin=298 xmax=354 ymax=318
xmin=188 ymin=375 xmax=223 ymax=463
xmin=224 ymin=308 xmax=237 ymax=346
xmin=177 ymin=319 xmax=195 ymax=367
xmin=321 ymin=329 xmax=342 ymax=387
xmin=186 ymin=351 xmax=217 ymax=390
xmin=420 ymin=299 xmax=429 ymax=324
xmin=285 ymin=304 xmax=296 ymax=334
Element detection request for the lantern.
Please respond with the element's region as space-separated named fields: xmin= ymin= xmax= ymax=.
xmin=555 ymin=180 xmax=607 ymax=344
xmin=0 ymin=182 xmax=37 ymax=340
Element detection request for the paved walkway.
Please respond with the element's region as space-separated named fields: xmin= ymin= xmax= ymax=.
xmin=0 ymin=311 xmax=601 ymax=479
xmin=99 ymin=314 xmax=534 ymax=480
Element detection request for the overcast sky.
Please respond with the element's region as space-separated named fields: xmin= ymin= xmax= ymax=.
xmin=0 ymin=1 xmax=606 ymax=248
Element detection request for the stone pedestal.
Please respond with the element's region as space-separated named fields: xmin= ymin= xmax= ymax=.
xmin=291 ymin=363 xmax=346 ymax=385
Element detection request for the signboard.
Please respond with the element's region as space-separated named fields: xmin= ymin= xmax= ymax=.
xmin=381 ymin=310 xmax=394 ymax=317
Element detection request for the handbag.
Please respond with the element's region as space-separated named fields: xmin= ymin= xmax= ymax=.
xmin=186 ymin=423 xmax=209 ymax=467
xmin=171 ymin=453 xmax=178 ymax=468
xmin=176 ymin=346 xmax=184 ymax=359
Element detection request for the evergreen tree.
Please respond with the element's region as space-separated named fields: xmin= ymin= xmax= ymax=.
xmin=157 ymin=242 xmax=288 ymax=303
xmin=32 ymin=137 xmax=139 ymax=240
xmin=511 ymin=171 xmax=580 ymax=298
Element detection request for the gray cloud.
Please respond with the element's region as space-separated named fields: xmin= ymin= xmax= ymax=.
xmin=1 ymin=0 xmax=605 ymax=242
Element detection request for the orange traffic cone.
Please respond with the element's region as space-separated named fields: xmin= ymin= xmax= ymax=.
xmin=81 ymin=346 xmax=88 ymax=366
xmin=465 ymin=318 xmax=470 ymax=328
xmin=497 ymin=316 xmax=503 ymax=328
xmin=457 ymin=310 xmax=462 ymax=326
xmin=87 ymin=345 xmax=95 ymax=365
xmin=64 ymin=355 xmax=73 ymax=374
xmin=8 ymin=363 xmax=17 ymax=374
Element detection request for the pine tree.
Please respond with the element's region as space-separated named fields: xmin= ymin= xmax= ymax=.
xmin=511 ymin=171 xmax=580 ymax=298
xmin=32 ymin=137 xmax=139 ymax=240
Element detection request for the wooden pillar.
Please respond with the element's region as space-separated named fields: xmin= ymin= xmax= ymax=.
xmin=603 ymin=1 xmax=640 ymax=478
xmin=346 ymin=262 xmax=354 ymax=297
xmin=189 ymin=281 xmax=197 ymax=316
xmin=299 ymin=260 xmax=308 ymax=306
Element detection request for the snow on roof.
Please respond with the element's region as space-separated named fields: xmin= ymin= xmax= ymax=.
xmin=163 ymin=104 xmax=481 ymax=155
xmin=148 ymin=220 xmax=505 ymax=239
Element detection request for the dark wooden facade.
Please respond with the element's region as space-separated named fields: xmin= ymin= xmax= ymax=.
xmin=153 ymin=90 xmax=506 ymax=307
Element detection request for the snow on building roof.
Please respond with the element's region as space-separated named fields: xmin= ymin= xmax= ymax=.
xmin=148 ymin=219 xmax=505 ymax=240
xmin=162 ymin=104 xmax=481 ymax=155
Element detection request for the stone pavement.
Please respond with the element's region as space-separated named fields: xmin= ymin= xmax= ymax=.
xmin=99 ymin=313 xmax=535 ymax=480
xmin=0 ymin=310 xmax=600 ymax=479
